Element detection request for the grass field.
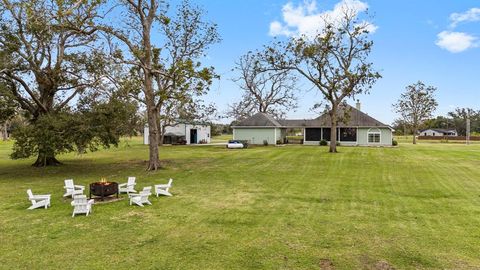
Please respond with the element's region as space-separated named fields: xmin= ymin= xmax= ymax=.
xmin=1 ymin=138 xmax=480 ymax=269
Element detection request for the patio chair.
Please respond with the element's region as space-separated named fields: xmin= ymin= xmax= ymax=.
xmin=26 ymin=189 xmax=51 ymax=210
xmin=63 ymin=179 xmax=85 ymax=198
xmin=71 ymin=195 xmax=94 ymax=217
xmin=119 ymin=177 xmax=137 ymax=194
xmin=154 ymin=178 xmax=173 ymax=197
xmin=129 ymin=186 xmax=152 ymax=207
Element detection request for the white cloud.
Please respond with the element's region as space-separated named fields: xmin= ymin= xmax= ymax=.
xmin=436 ymin=7 xmax=480 ymax=53
xmin=435 ymin=31 xmax=478 ymax=53
xmin=449 ymin=7 xmax=480 ymax=28
xmin=269 ymin=0 xmax=375 ymax=38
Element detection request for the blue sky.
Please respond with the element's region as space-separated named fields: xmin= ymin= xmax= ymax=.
xmin=172 ymin=0 xmax=480 ymax=124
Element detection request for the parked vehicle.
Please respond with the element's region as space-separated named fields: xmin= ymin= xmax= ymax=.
xmin=226 ymin=140 xmax=245 ymax=149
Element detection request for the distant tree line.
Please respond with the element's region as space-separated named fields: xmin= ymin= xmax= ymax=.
xmin=393 ymin=108 xmax=480 ymax=137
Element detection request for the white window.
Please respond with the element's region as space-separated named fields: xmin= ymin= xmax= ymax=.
xmin=368 ymin=128 xmax=381 ymax=143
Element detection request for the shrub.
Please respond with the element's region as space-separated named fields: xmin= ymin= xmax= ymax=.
xmin=239 ymin=140 xmax=249 ymax=148
xmin=392 ymin=140 xmax=398 ymax=146
xmin=263 ymin=140 xmax=269 ymax=146
xmin=336 ymin=142 xmax=341 ymax=146
xmin=276 ymin=140 xmax=282 ymax=145
xmin=319 ymin=140 xmax=328 ymax=146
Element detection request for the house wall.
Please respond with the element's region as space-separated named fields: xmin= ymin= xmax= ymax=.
xmin=233 ymin=128 xmax=277 ymax=145
xmin=357 ymin=127 xmax=392 ymax=146
xmin=144 ymin=124 xmax=211 ymax=145
xmin=420 ymin=129 xmax=457 ymax=136
xmin=184 ymin=124 xmax=211 ymax=144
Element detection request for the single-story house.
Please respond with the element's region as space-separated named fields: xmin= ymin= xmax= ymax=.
xmin=144 ymin=122 xmax=211 ymax=145
xmin=232 ymin=103 xmax=393 ymax=146
xmin=419 ymin=128 xmax=457 ymax=137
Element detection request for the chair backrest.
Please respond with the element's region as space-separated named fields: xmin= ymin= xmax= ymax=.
xmin=73 ymin=195 xmax=87 ymax=205
xmin=127 ymin=177 xmax=136 ymax=186
xmin=141 ymin=186 xmax=152 ymax=194
xmin=65 ymin=179 xmax=74 ymax=189
xmin=140 ymin=187 xmax=152 ymax=201
xmin=26 ymin=189 xmax=33 ymax=199
xmin=72 ymin=195 xmax=89 ymax=212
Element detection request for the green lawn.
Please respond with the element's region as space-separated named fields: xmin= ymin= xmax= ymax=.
xmin=1 ymin=139 xmax=480 ymax=269
xmin=211 ymin=134 xmax=232 ymax=143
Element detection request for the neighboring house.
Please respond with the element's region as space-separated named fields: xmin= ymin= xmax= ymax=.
xmin=232 ymin=103 xmax=393 ymax=146
xmin=419 ymin=129 xmax=458 ymax=137
xmin=144 ymin=122 xmax=211 ymax=145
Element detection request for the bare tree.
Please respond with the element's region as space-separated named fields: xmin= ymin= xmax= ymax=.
xmin=393 ymin=81 xmax=438 ymax=144
xmin=228 ymin=52 xmax=298 ymax=121
xmin=102 ymin=0 xmax=219 ymax=170
xmin=262 ymin=8 xmax=381 ymax=152
xmin=99 ymin=0 xmax=166 ymax=170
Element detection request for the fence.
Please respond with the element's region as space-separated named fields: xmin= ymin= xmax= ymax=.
xmin=418 ymin=136 xmax=480 ymax=141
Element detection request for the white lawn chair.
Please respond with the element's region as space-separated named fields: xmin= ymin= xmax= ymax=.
xmin=154 ymin=178 xmax=173 ymax=197
xmin=119 ymin=177 xmax=137 ymax=194
xmin=63 ymin=179 xmax=85 ymax=198
xmin=71 ymin=195 xmax=94 ymax=217
xmin=129 ymin=186 xmax=152 ymax=207
xmin=26 ymin=189 xmax=51 ymax=210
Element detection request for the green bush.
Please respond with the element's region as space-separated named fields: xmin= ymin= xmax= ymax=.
xmin=392 ymin=140 xmax=398 ymax=146
xmin=319 ymin=140 xmax=328 ymax=146
xmin=263 ymin=140 xmax=269 ymax=146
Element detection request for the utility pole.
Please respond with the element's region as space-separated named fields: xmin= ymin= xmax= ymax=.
xmin=466 ymin=117 xmax=471 ymax=145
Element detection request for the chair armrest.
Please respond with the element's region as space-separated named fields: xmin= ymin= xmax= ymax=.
xmin=155 ymin=184 xmax=169 ymax=188
xmin=32 ymin=194 xmax=51 ymax=199
xmin=88 ymin=199 xmax=95 ymax=205
xmin=118 ymin=183 xmax=127 ymax=188
xmin=74 ymin=185 xmax=85 ymax=189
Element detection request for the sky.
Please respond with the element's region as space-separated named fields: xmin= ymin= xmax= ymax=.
xmin=169 ymin=0 xmax=480 ymax=125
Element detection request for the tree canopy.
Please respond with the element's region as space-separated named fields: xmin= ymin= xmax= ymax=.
xmin=260 ymin=7 xmax=380 ymax=152
xmin=393 ymin=81 xmax=438 ymax=144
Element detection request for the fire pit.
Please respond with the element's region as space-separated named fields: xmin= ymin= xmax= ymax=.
xmin=89 ymin=178 xmax=119 ymax=201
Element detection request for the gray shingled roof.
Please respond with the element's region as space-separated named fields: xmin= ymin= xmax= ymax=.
xmin=234 ymin=112 xmax=282 ymax=127
xmin=234 ymin=104 xmax=390 ymax=128
xmin=313 ymin=104 xmax=389 ymax=127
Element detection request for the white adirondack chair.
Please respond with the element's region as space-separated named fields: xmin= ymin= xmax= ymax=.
xmin=26 ymin=189 xmax=51 ymax=210
xmin=129 ymin=186 xmax=152 ymax=207
xmin=63 ymin=179 xmax=85 ymax=198
xmin=154 ymin=178 xmax=173 ymax=197
xmin=71 ymin=195 xmax=94 ymax=217
xmin=119 ymin=177 xmax=137 ymax=194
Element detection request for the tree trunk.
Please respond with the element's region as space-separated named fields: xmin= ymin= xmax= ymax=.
xmin=412 ymin=127 xmax=417 ymax=144
xmin=32 ymin=151 xmax=62 ymax=167
xmin=1 ymin=122 xmax=7 ymax=141
xmin=329 ymin=107 xmax=338 ymax=153
xmin=146 ymin=99 xmax=161 ymax=170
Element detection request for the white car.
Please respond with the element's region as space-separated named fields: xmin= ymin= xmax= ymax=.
xmin=226 ymin=140 xmax=244 ymax=149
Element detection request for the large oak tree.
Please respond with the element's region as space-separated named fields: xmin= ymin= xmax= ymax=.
xmin=0 ymin=0 xmax=127 ymax=166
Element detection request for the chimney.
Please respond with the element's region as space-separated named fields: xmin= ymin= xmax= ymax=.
xmin=356 ymin=100 xmax=361 ymax=111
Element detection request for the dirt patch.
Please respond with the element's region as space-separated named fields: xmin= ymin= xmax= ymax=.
xmin=319 ymin=259 xmax=335 ymax=270
xmin=361 ymin=255 xmax=395 ymax=270
xmin=374 ymin=260 xmax=395 ymax=270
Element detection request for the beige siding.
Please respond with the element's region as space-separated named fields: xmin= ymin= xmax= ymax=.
xmin=234 ymin=128 xmax=277 ymax=145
